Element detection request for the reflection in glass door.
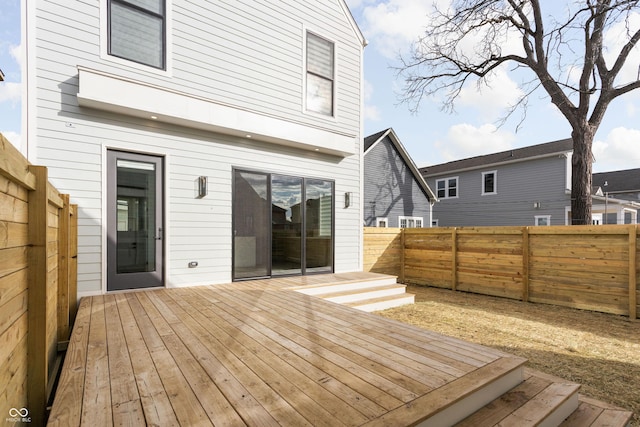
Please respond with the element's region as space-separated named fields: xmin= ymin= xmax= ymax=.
xmin=305 ymin=179 xmax=333 ymax=273
xmin=271 ymin=175 xmax=302 ymax=275
xmin=107 ymin=151 xmax=164 ymax=291
xmin=233 ymin=170 xmax=270 ymax=280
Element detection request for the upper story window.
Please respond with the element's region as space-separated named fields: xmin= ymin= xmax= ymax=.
xmin=306 ymin=32 xmax=334 ymax=116
xmin=436 ymin=177 xmax=458 ymax=199
xmin=399 ymin=216 xmax=423 ymax=228
xmin=482 ymin=170 xmax=497 ymax=195
xmin=109 ymin=0 xmax=166 ymax=69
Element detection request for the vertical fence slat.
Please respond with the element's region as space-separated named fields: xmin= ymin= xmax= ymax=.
xmin=400 ymin=229 xmax=405 ymax=283
xmin=522 ymin=227 xmax=530 ymax=302
xmin=58 ymin=194 xmax=71 ymax=341
xmin=27 ymin=165 xmax=49 ymax=426
xmin=629 ymin=225 xmax=637 ymax=320
xmin=451 ymin=228 xmax=457 ymax=291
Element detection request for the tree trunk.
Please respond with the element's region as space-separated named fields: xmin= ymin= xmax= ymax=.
xmin=571 ymin=128 xmax=594 ymax=225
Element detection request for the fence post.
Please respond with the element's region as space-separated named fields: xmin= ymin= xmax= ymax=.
xmin=57 ymin=194 xmax=70 ymax=341
xmin=522 ymin=227 xmax=530 ymax=302
xmin=27 ymin=165 xmax=48 ymax=426
xmin=69 ymin=204 xmax=78 ymax=326
xmin=629 ymin=225 xmax=637 ymax=320
xmin=400 ymin=228 xmax=405 ymax=283
xmin=451 ymin=228 xmax=457 ymax=291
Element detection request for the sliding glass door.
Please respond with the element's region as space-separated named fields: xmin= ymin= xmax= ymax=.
xmin=232 ymin=170 xmax=334 ymax=280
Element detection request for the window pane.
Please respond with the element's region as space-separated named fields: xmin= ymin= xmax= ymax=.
xmin=484 ymin=173 xmax=494 ymax=193
xmin=124 ymin=0 xmax=163 ymax=14
xmin=307 ymin=33 xmax=334 ymax=78
xmin=307 ymin=73 xmax=333 ymax=115
xmin=111 ymin=2 xmax=163 ymax=68
xmin=115 ymin=160 xmax=156 ymax=273
xmin=305 ymin=179 xmax=333 ymax=272
xmin=233 ymin=171 xmax=270 ymax=279
xmin=271 ymin=175 xmax=303 ymax=276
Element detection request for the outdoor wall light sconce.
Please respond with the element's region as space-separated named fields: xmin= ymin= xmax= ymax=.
xmin=344 ymin=192 xmax=352 ymax=208
xmin=196 ymin=176 xmax=208 ymax=198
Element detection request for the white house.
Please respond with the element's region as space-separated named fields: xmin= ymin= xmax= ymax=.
xmin=23 ymin=0 xmax=366 ymax=296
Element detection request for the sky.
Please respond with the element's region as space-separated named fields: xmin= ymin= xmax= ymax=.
xmin=1 ymin=0 xmax=640 ymax=173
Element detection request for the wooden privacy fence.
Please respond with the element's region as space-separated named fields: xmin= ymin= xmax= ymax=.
xmin=364 ymin=226 xmax=639 ymax=320
xmin=0 ymin=134 xmax=78 ymax=425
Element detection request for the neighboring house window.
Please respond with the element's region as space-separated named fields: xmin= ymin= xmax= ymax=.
xmin=436 ymin=177 xmax=458 ymax=199
xmin=109 ymin=0 xmax=166 ymax=69
xmin=399 ymin=216 xmax=423 ymax=228
xmin=306 ymin=32 xmax=334 ymax=116
xmin=376 ymin=217 xmax=388 ymax=227
xmin=482 ymin=171 xmax=497 ymax=195
xmin=535 ymin=215 xmax=551 ymax=226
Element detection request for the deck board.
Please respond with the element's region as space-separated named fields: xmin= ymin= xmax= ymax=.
xmin=48 ymin=274 xmax=526 ymax=426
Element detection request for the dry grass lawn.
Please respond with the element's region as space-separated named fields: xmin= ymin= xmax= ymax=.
xmin=376 ymin=285 xmax=639 ymax=426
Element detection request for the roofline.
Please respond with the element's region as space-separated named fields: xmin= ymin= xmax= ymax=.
xmin=422 ymin=150 xmax=572 ymax=177
xmin=365 ymin=128 xmax=438 ymax=203
xmin=339 ymin=0 xmax=368 ymax=47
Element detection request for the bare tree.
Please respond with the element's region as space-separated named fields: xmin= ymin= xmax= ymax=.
xmin=400 ymin=0 xmax=640 ymax=224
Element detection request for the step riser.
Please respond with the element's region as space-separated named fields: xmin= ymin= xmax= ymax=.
xmin=295 ymin=278 xmax=398 ymax=295
xmin=352 ymin=295 xmax=415 ymax=312
xmin=323 ymin=287 xmax=407 ymax=304
xmin=539 ymin=393 xmax=580 ymax=427
xmin=417 ymin=366 xmax=525 ymax=427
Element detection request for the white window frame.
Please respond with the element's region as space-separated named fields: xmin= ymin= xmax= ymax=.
xmin=481 ymin=170 xmax=497 ymax=195
xmin=375 ymin=217 xmax=388 ymax=227
xmin=399 ymin=216 xmax=423 ymax=228
xmin=100 ymin=0 xmax=173 ymax=75
xmin=436 ymin=177 xmax=459 ymax=199
xmin=535 ymin=215 xmax=551 ymax=226
xmin=303 ymin=28 xmax=337 ymax=118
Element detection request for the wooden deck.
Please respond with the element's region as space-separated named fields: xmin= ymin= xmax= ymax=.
xmin=48 ymin=273 xmax=527 ymax=426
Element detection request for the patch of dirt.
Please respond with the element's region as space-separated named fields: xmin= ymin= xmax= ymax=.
xmin=376 ymin=285 xmax=640 ymax=426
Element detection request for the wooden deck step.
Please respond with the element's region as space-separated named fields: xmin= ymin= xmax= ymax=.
xmin=290 ymin=274 xmax=415 ymax=312
xmin=455 ymin=369 xmax=632 ymax=427
xmin=560 ymin=396 xmax=633 ymax=427
xmin=289 ymin=274 xmax=398 ymax=295
xmin=346 ymin=292 xmax=415 ymax=312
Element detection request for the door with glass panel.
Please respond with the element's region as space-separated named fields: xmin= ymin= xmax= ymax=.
xmin=107 ymin=151 xmax=164 ymax=291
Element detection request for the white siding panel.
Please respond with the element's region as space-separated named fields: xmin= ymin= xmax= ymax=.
xmin=31 ymin=0 xmax=363 ymax=294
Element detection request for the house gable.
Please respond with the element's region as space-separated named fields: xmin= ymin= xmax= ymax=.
xmin=364 ymin=128 xmax=435 ymax=227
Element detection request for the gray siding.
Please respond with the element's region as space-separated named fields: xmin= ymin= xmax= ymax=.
xmin=364 ymin=136 xmax=432 ymax=227
xmin=425 ymin=155 xmax=571 ymax=226
xmin=29 ymin=0 xmax=363 ymax=295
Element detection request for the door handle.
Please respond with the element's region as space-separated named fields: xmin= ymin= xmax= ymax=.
xmin=155 ymin=228 xmax=163 ymax=240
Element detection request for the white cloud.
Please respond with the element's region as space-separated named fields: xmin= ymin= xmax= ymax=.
xmin=10 ymin=43 xmax=24 ymax=71
xmin=457 ymin=67 xmax=525 ymax=121
xmin=0 ymin=81 xmax=21 ymax=104
xmin=593 ymin=127 xmax=640 ymax=172
xmin=437 ymin=123 xmax=515 ymax=161
xmin=0 ymin=130 xmax=21 ymax=151
xmin=359 ymin=0 xmax=432 ymax=59
xmin=603 ymin=12 xmax=640 ymax=85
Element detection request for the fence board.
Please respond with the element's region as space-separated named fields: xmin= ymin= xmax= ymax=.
xmin=364 ymin=225 xmax=639 ymax=319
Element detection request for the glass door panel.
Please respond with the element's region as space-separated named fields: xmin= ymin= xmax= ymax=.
xmin=271 ymin=175 xmax=302 ymax=275
xmin=305 ymin=179 xmax=333 ymax=273
xmin=233 ymin=170 xmax=270 ymax=279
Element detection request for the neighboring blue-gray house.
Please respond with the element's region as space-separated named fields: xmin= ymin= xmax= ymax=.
xmin=593 ymin=168 xmax=640 ymax=224
xmin=364 ymin=128 xmax=436 ymax=228
xmin=421 ymin=139 xmax=638 ymax=226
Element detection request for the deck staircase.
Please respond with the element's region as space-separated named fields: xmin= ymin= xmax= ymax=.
xmin=290 ymin=273 xmax=633 ymax=426
xmin=290 ymin=273 xmax=414 ymax=312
